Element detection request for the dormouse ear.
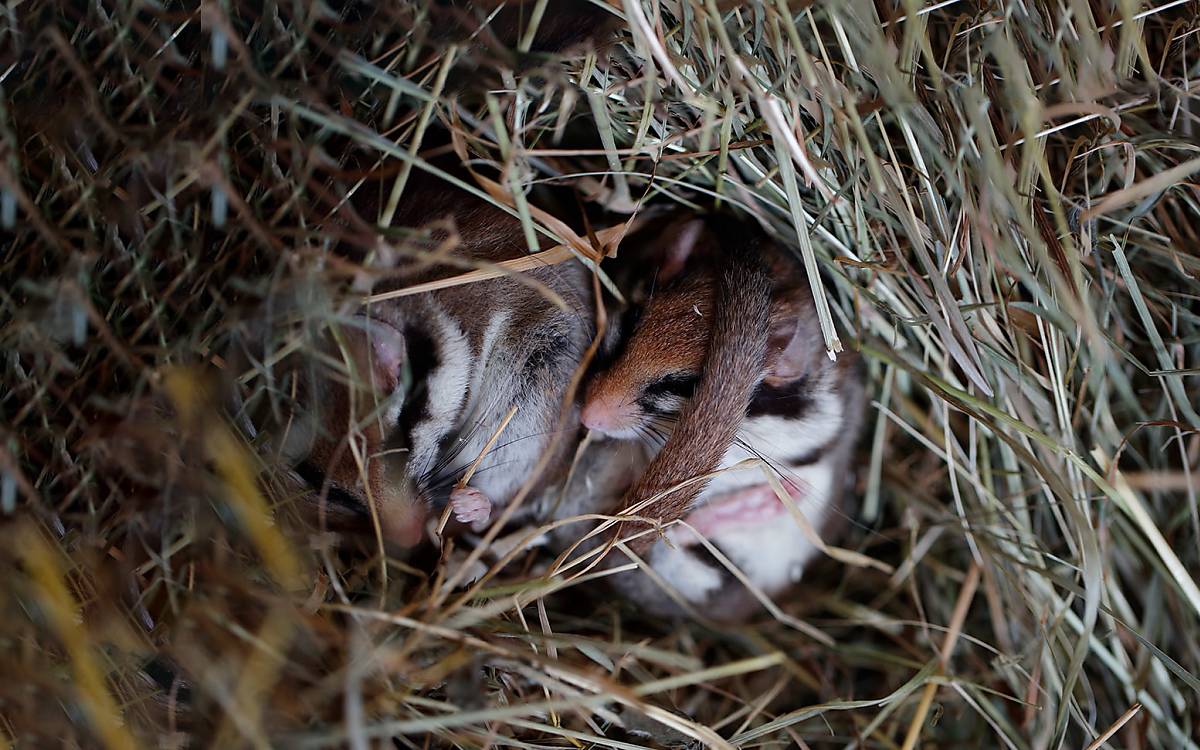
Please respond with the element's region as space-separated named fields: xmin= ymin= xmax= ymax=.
xmin=764 ymin=292 xmax=823 ymax=386
xmin=332 ymin=318 xmax=406 ymax=394
xmin=363 ymin=318 xmax=405 ymax=388
xmin=657 ymin=219 xmax=707 ymax=283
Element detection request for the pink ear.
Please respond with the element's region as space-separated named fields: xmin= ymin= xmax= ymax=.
xmin=657 ymin=219 xmax=706 ymax=283
xmin=764 ymin=304 xmax=821 ymax=386
xmin=365 ymin=318 xmax=405 ymax=388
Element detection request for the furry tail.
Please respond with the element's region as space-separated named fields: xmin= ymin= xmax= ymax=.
xmin=617 ymin=221 xmax=773 ymax=555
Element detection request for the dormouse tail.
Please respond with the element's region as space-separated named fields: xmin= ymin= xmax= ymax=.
xmin=617 ymin=220 xmax=774 ymax=555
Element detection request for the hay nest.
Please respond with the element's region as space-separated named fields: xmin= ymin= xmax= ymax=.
xmin=2 ymin=1 xmax=1198 ymax=747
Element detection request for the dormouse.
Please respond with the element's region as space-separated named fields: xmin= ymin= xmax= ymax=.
xmin=560 ymin=215 xmax=865 ymax=620
xmin=232 ymin=0 xmax=623 ymax=549
xmin=243 ymin=177 xmax=595 ymax=548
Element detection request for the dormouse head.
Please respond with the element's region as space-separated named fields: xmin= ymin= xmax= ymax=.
xmin=253 ymin=306 xmax=470 ymax=548
xmin=580 ymin=218 xmax=713 ymax=438
xmin=581 ymin=272 xmax=713 ymax=438
xmin=580 ymin=218 xmax=824 ymax=438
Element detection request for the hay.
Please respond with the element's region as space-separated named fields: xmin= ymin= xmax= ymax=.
xmin=2 ymin=1 xmax=1198 ymax=747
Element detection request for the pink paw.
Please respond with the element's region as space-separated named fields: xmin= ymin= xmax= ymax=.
xmin=676 ymin=483 xmax=792 ymax=542
xmin=450 ymin=486 xmax=492 ymax=531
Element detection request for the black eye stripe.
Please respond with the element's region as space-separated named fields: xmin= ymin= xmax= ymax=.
xmin=643 ymin=373 xmax=699 ymax=400
xmin=295 ymin=460 xmax=364 ymax=513
xmin=636 ymin=395 xmax=678 ymax=417
xmin=394 ymin=324 xmax=439 ymax=444
xmin=747 ymin=375 xmax=814 ymax=418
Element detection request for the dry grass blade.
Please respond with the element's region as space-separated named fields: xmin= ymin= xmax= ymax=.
xmin=899 ymin=562 xmax=980 ymax=750
xmin=363 ymin=221 xmax=636 ymax=303
xmin=15 ymin=525 xmax=139 ymax=750
xmin=1084 ymin=703 xmax=1144 ymax=750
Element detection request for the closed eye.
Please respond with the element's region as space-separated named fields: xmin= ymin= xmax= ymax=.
xmin=295 ymin=460 xmax=364 ymax=513
xmin=636 ymin=372 xmax=698 ymax=417
xmin=643 ymin=372 xmax=699 ymax=400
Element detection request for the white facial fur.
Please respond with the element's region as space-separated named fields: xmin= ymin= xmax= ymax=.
xmin=649 ymin=541 xmax=724 ymax=602
xmin=427 ymin=310 xmax=582 ymax=511
xmin=371 ymin=298 xmax=557 ymax=516
xmin=407 ymin=306 xmax=471 ymax=475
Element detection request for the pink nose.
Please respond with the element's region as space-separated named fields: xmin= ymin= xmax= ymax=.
xmin=581 ymin=398 xmax=621 ymax=433
xmin=380 ymin=503 xmax=426 ymax=547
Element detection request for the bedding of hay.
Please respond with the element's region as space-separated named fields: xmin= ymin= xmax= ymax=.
xmin=2 ymin=1 xmax=1199 ymax=747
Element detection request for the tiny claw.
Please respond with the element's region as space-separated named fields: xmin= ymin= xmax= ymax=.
xmin=450 ymin=486 xmax=492 ymax=529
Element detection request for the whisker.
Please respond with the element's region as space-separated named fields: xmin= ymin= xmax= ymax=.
xmin=646 ymin=413 xmax=679 ymax=430
xmin=431 ymin=423 xmax=582 ymax=483
xmin=424 ymin=391 xmax=506 ymax=479
xmin=634 ymin=423 xmax=669 ymax=451
xmin=484 ymin=426 xmax=579 ymax=455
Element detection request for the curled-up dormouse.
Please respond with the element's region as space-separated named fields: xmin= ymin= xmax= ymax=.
xmin=550 ymin=214 xmax=864 ymax=621
xmin=236 ymin=177 xmax=594 ymax=550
